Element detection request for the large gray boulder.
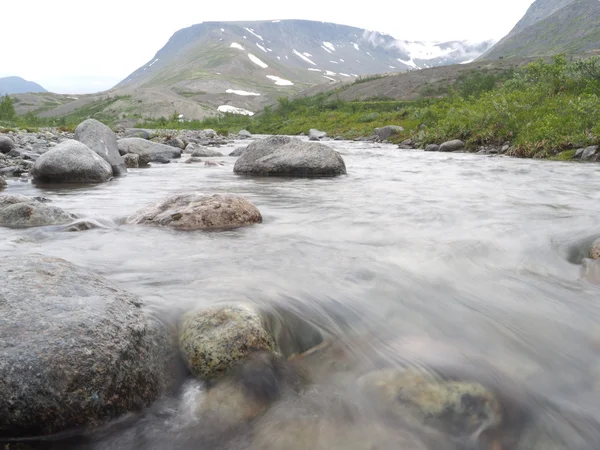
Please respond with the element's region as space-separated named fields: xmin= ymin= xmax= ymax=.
xmin=123 ymin=153 xmax=140 ymax=168
xmin=233 ymin=136 xmax=346 ymax=177
xmin=188 ymin=144 xmax=223 ymax=157
xmin=0 ymin=194 xmax=77 ymax=228
xmin=74 ymin=119 xmax=127 ymax=176
xmin=238 ymin=130 xmax=252 ymax=139
xmin=30 ymin=140 xmax=113 ymax=183
xmin=126 ymin=193 xmax=262 ymax=231
xmin=122 ymin=128 xmax=154 ymax=140
xmin=0 ymin=254 xmax=176 ymax=438
xmin=179 ymin=304 xmax=278 ymax=380
xmin=0 ymin=135 xmax=16 ymax=154
xmin=375 ymin=125 xmax=404 ymax=141
xmin=117 ymin=138 xmax=182 ymax=163
xmin=439 ymin=139 xmax=466 ymax=152
xmin=229 ymin=146 xmax=247 ymax=157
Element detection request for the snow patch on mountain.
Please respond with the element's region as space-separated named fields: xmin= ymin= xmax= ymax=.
xmin=293 ymin=49 xmax=316 ymax=66
xmin=321 ymin=46 xmax=332 ymax=54
xmin=218 ymin=105 xmax=254 ymax=115
xmin=256 ymin=43 xmax=267 ymax=53
xmin=323 ymin=76 xmax=337 ymax=82
xmin=244 ymin=27 xmax=263 ymax=41
xmin=248 ymin=54 xmax=268 ymax=68
xmin=323 ymin=42 xmax=336 ymax=52
xmin=230 ymin=43 xmax=244 ymax=50
xmin=226 ymin=89 xmax=261 ymax=96
xmin=267 ymin=75 xmax=294 ymax=86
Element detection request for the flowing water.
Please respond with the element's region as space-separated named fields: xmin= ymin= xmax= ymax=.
xmin=3 ymin=137 xmax=600 ymax=449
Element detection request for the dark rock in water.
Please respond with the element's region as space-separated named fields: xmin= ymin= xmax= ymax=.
xmin=123 ymin=153 xmax=140 ymax=168
xmin=229 ymin=146 xmax=247 ymax=157
xmin=439 ymin=139 xmax=465 ymax=152
xmin=0 ymin=194 xmax=77 ymax=228
xmin=179 ymin=304 xmax=277 ymax=380
xmin=117 ymin=138 xmax=181 ymax=162
xmin=74 ymin=118 xmax=127 ymax=176
xmin=126 ymin=193 xmax=262 ymax=231
xmin=334 ymin=136 xmax=344 ymax=141
xmin=189 ymin=144 xmax=223 ymax=157
xmin=0 ymin=175 xmax=5 ymax=189
xmin=0 ymin=135 xmax=16 ymax=154
xmin=152 ymin=154 xmax=171 ymax=164
xmin=233 ymin=136 xmax=347 ymax=177
xmin=309 ymin=129 xmax=327 ymax=141
xmin=375 ymin=125 xmax=404 ymax=141
xmin=200 ymin=351 xmax=309 ymax=425
xmin=166 ymin=138 xmax=185 ymax=149
xmin=30 ymin=140 xmax=113 ymax=183
xmin=0 ymin=254 xmax=176 ymax=438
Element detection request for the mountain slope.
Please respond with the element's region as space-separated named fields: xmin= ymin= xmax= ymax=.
xmin=0 ymin=76 xmax=47 ymax=95
xmin=482 ymin=0 xmax=600 ymax=59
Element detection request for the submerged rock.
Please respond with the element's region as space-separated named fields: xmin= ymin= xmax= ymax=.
xmin=126 ymin=193 xmax=262 ymax=231
xmin=179 ymin=304 xmax=277 ymax=380
xmin=30 ymin=139 xmax=113 ymax=183
xmin=74 ymin=118 xmax=127 ymax=176
xmin=439 ymin=139 xmax=466 ymax=152
xmin=117 ymin=138 xmax=181 ymax=163
xmin=357 ymin=368 xmax=502 ymax=439
xmin=0 ymin=194 xmax=77 ymax=228
xmin=123 ymin=153 xmax=140 ymax=168
xmin=0 ymin=175 xmax=6 ymax=189
xmin=0 ymin=254 xmax=176 ymax=438
xmin=425 ymin=144 xmax=440 ymax=152
xmin=233 ymin=136 xmax=346 ymax=177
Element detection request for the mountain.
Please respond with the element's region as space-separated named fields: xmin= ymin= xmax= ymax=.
xmin=0 ymin=76 xmax=47 ymax=95
xmin=113 ymin=20 xmax=494 ymax=117
xmin=12 ymin=20 xmax=493 ymax=122
xmin=481 ymin=0 xmax=600 ymax=59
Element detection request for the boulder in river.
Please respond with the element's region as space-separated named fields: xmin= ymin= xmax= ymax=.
xmin=179 ymin=304 xmax=278 ymax=380
xmin=308 ymin=129 xmax=327 ymax=141
xmin=238 ymin=130 xmax=252 ymax=139
xmin=117 ymin=138 xmax=181 ymax=163
xmin=425 ymin=144 xmax=440 ymax=152
xmin=30 ymin=139 xmax=113 ymax=183
xmin=0 ymin=194 xmax=77 ymax=228
xmin=0 ymin=175 xmax=5 ymax=189
xmin=74 ymin=118 xmax=128 ymax=176
xmin=123 ymin=153 xmax=140 ymax=168
xmin=0 ymin=254 xmax=176 ymax=438
xmin=126 ymin=193 xmax=262 ymax=231
xmin=0 ymin=135 xmax=16 ymax=154
xmin=374 ymin=125 xmax=404 ymax=141
xmin=229 ymin=146 xmax=247 ymax=157
xmin=439 ymin=139 xmax=466 ymax=152
xmin=581 ymin=145 xmax=598 ymax=161
xmin=123 ymin=128 xmax=154 ymax=140
xmin=233 ymin=136 xmax=347 ymax=177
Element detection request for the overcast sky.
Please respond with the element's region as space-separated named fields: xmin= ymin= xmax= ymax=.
xmin=1 ymin=0 xmax=534 ymax=94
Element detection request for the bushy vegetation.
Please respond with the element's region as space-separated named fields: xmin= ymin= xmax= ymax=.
xmin=5 ymin=55 xmax=600 ymax=160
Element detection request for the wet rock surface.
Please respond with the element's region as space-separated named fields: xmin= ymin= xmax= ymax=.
xmin=0 ymin=254 xmax=176 ymax=438
xmin=0 ymin=194 xmax=77 ymax=228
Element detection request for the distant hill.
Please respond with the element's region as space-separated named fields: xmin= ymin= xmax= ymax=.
xmin=482 ymin=0 xmax=600 ymax=59
xmin=0 ymin=76 xmax=47 ymax=95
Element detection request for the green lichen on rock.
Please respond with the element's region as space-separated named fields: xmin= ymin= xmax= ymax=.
xmin=179 ymin=304 xmax=278 ymax=380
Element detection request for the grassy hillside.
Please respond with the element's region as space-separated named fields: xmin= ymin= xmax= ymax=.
xmin=135 ymin=54 xmax=600 ymax=159
xmin=483 ymin=0 xmax=600 ymax=60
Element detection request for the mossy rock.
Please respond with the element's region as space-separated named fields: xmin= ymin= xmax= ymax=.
xmin=179 ymin=304 xmax=278 ymax=380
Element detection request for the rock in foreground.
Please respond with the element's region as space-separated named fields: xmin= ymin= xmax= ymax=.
xmin=74 ymin=119 xmax=127 ymax=176
xmin=179 ymin=304 xmax=277 ymax=379
xmin=233 ymin=136 xmax=346 ymax=177
xmin=117 ymin=138 xmax=182 ymax=163
xmin=123 ymin=153 xmax=140 ymax=168
xmin=30 ymin=140 xmax=113 ymax=183
xmin=0 ymin=194 xmax=77 ymax=228
xmin=126 ymin=193 xmax=262 ymax=231
xmin=0 ymin=254 xmax=175 ymax=438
